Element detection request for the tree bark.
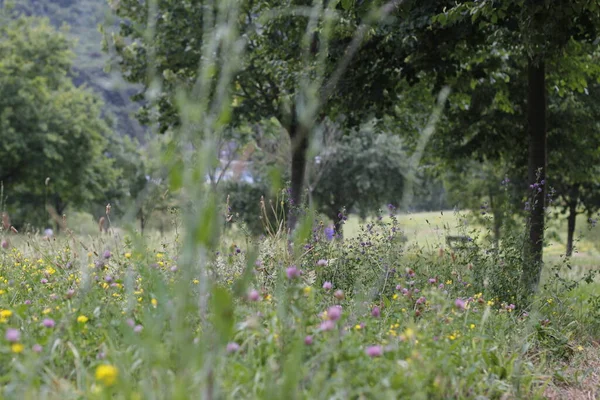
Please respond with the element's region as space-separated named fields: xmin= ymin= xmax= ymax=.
xmin=566 ymin=185 xmax=579 ymax=257
xmin=521 ymin=57 xmax=547 ymax=295
xmin=287 ymin=114 xmax=309 ymax=232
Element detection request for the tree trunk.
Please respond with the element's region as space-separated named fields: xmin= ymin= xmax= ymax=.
xmin=287 ymin=116 xmax=309 ymax=232
xmin=521 ymin=57 xmax=547 ymax=295
xmin=566 ymin=185 xmax=579 ymax=257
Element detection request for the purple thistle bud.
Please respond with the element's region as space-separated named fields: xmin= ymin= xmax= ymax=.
xmin=103 ymin=250 xmax=111 ymax=259
xmin=170 ymin=265 xmax=178 ymax=272
xmin=126 ymin=319 xmax=135 ymax=328
xmin=66 ymin=289 xmax=75 ymax=298
xmin=395 ymin=285 xmax=402 ymax=291
xmin=42 ymin=318 xmax=55 ymax=328
xmin=371 ymin=306 xmax=381 ymax=318
xmin=24 ymin=300 xmax=32 ymax=305
xmin=286 ymin=266 xmax=301 ymax=280
xmin=1 ymin=240 xmax=8 ymax=249
xmin=304 ymin=335 xmax=313 ymax=345
xmin=334 ymin=290 xmax=345 ymax=300
xmin=134 ymin=325 xmax=143 ymax=333
xmin=455 ymin=298 xmax=466 ymax=310
xmin=327 ymin=306 xmax=342 ymax=321
xmin=416 ymin=296 xmax=426 ymax=305
xmin=316 ymin=259 xmax=328 ymax=267
xmin=226 ymin=342 xmax=240 ymax=353
xmin=40 ymin=278 xmax=48 ymax=284
xmin=104 ymin=275 xmax=113 ymax=283
xmin=365 ymin=345 xmax=383 ymax=358
xmin=32 ymin=344 xmax=42 ymax=353
xmin=5 ymin=328 xmax=20 ymax=342
xmin=322 ymin=281 xmax=332 ymax=290
xmin=248 ymin=289 xmax=260 ymax=302
xmin=320 ymin=320 xmax=335 ymax=331
xmin=428 ymin=278 xmax=437 ymax=284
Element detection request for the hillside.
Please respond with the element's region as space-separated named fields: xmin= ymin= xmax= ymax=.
xmin=8 ymin=0 xmax=146 ymax=140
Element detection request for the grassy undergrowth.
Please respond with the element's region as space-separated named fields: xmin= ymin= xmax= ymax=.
xmin=0 ymin=208 xmax=598 ymax=399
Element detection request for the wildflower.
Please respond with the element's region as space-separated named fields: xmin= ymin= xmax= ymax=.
xmin=248 ymin=289 xmax=260 ymax=302
xmin=371 ymin=306 xmax=381 ymax=318
xmin=416 ymin=296 xmax=426 ymax=305
xmin=303 ymin=286 xmax=312 ymax=295
xmin=395 ymin=285 xmax=402 ymax=291
xmin=324 ymin=226 xmax=335 ymax=241
xmin=192 ymin=279 xmax=199 ymax=284
xmin=0 ymin=310 xmax=12 ymax=319
xmin=1 ymin=240 xmax=7 ymax=249
xmin=133 ymin=325 xmax=143 ymax=333
xmin=5 ymin=328 xmax=20 ymax=342
xmin=11 ymin=343 xmax=24 ymax=353
xmin=446 ymin=280 xmax=452 ymax=285
xmin=322 ymin=281 xmax=332 ymax=290
xmin=470 ymin=324 xmax=475 ymax=329
xmin=32 ymin=344 xmax=42 ymax=353
xmin=320 ymin=320 xmax=335 ymax=331
xmin=577 ymin=345 xmax=584 ymax=352
xmin=170 ymin=266 xmax=178 ymax=272
xmin=95 ymin=364 xmax=118 ymax=386
xmin=327 ymin=306 xmax=342 ymax=321
xmin=365 ymin=345 xmax=383 ymax=358
xmin=42 ymin=318 xmax=55 ymax=328
xmin=226 ymin=342 xmax=240 ymax=353
xmin=355 ymin=324 xmax=362 ymax=330
xmin=125 ymin=253 xmax=132 ymax=259
xmin=304 ymin=335 xmax=313 ymax=345
xmin=428 ymin=278 xmax=437 ymax=284
xmin=334 ymin=290 xmax=345 ymax=300
xmin=40 ymin=278 xmax=48 ymax=284
xmin=126 ymin=319 xmax=135 ymax=328
xmin=103 ymin=250 xmax=111 ymax=259
xmin=77 ymin=315 xmax=89 ymax=324
xmin=151 ymin=298 xmax=158 ymax=308
xmin=316 ymin=259 xmax=328 ymax=267
xmin=454 ymin=298 xmax=466 ymax=310
xmin=286 ymin=266 xmax=301 ymax=279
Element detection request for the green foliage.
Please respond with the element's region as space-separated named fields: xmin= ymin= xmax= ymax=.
xmin=310 ymin=122 xmax=407 ymax=227
xmin=0 ymin=15 xmax=119 ymax=228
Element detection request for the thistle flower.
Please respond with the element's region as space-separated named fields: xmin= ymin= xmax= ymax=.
xmin=320 ymin=320 xmax=335 ymax=331
xmin=327 ymin=306 xmax=342 ymax=321
xmin=316 ymin=259 xmax=328 ymax=267
xmin=5 ymin=328 xmax=20 ymax=342
xmin=454 ymin=298 xmax=466 ymax=310
xmin=103 ymin=250 xmax=111 ymax=259
xmin=226 ymin=342 xmax=240 ymax=353
xmin=334 ymin=290 xmax=344 ymax=300
xmin=248 ymin=289 xmax=260 ymax=302
xmin=32 ymin=344 xmax=42 ymax=353
xmin=42 ymin=318 xmax=55 ymax=328
xmin=371 ymin=306 xmax=381 ymax=318
xmin=365 ymin=345 xmax=383 ymax=357
xmin=322 ymin=281 xmax=332 ymax=290
xmin=286 ymin=266 xmax=301 ymax=279
xmin=304 ymin=335 xmax=313 ymax=345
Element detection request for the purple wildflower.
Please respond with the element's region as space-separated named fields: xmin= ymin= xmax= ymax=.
xmin=42 ymin=318 xmax=55 ymax=328
xmin=5 ymin=328 xmax=20 ymax=342
xmin=322 ymin=281 xmax=332 ymax=290
xmin=316 ymin=259 xmax=328 ymax=267
xmin=327 ymin=306 xmax=342 ymax=321
xmin=32 ymin=344 xmax=42 ymax=353
xmin=455 ymin=298 xmax=466 ymax=310
xmin=320 ymin=320 xmax=335 ymax=331
xmin=304 ymin=335 xmax=313 ymax=345
xmin=286 ymin=266 xmax=301 ymax=280
xmin=365 ymin=345 xmax=383 ymax=358
xmin=226 ymin=342 xmax=240 ymax=353
xmin=248 ymin=289 xmax=260 ymax=302
xmin=371 ymin=306 xmax=381 ymax=318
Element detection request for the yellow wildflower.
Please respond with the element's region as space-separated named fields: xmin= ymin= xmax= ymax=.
xmin=151 ymin=298 xmax=158 ymax=308
xmin=0 ymin=310 xmax=12 ymax=318
xmin=469 ymin=324 xmax=475 ymax=329
xmin=95 ymin=364 xmax=118 ymax=386
xmin=77 ymin=315 xmax=89 ymax=323
xmin=125 ymin=253 xmax=132 ymax=259
xmin=11 ymin=343 xmax=24 ymax=353
xmin=303 ymin=286 xmax=312 ymax=295
xmin=192 ymin=279 xmax=199 ymax=285
xmin=355 ymin=324 xmax=362 ymax=330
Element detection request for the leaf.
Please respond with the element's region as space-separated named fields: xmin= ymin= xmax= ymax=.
xmin=210 ymin=285 xmax=235 ymax=345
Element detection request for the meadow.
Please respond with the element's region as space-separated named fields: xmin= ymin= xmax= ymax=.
xmin=0 ymin=206 xmax=598 ymax=399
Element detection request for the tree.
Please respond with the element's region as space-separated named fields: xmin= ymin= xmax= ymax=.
xmin=547 ymin=85 xmax=600 ymax=256
xmin=309 ymin=121 xmax=406 ymax=234
xmin=0 ymin=15 xmax=119 ymax=229
xmin=106 ymin=0 xmax=402 ymax=230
